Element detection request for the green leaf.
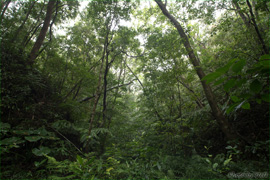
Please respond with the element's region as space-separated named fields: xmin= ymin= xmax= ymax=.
xmin=168 ymin=169 xmax=175 ymax=177
xmin=12 ymin=130 xmax=33 ymax=135
xmin=223 ymin=78 xmax=236 ymax=92
xmin=0 ymin=137 xmax=24 ymax=145
xmin=261 ymin=94 xmax=270 ymax=102
xmin=226 ymin=102 xmax=239 ymax=114
xmin=257 ymin=60 xmax=270 ymax=68
xmin=205 ymin=158 xmax=211 ymax=164
xmin=259 ymin=54 xmax=270 ymax=61
xmin=235 ymin=79 xmax=247 ymax=88
xmin=241 ymin=102 xmax=250 ymax=109
xmin=231 ymin=59 xmax=246 ymax=73
xmin=239 ymin=93 xmax=251 ymax=99
xmin=246 ymin=67 xmax=261 ymax=74
xmin=157 ymin=162 xmax=161 ymax=171
xmin=212 ymin=163 xmax=218 ymax=170
xmin=35 ymin=126 xmax=49 ymax=136
xmin=86 ymin=157 xmax=95 ymax=166
xmin=256 ymin=99 xmax=262 ymax=104
xmin=214 ymin=77 xmax=227 ymax=86
xmin=0 ymin=122 xmax=11 ymax=134
xmin=77 ymin=155 xmax=84 ymax=166
xmin=224 ymin=158 xmax=232 ymax=166
xmin=202 ymin=72 xmax=223 ymax=84
xmin=0 ymin=122 xmax=10 ymax=130
xmin=230 ymin=96 xmax=240 ymax=102
xmin=34 ymin=159 xmax=47 ymax=167
xmin=44 ymin=136 xmax=59 ymax=140
xmin=32 ymin=146 xmax=51 ymax=156
xmin=106 ymin=167 xmax=114 ymax=172
xmin=250 ymin=79 xmax=262 ymax=94
xmin=225 ymin=146 xmax=233 ymax=150
xmin=215 ymin=63 xmax=231 ymax=74
xmin=25 ymin=136 xmax=42 ymax=142
xmin=205 ymin=58 xmax=237 ymax=85
xmin=236 ymin=101 xmax=246 ymax=110
xmin=97 ymin=162 xmax=103 ymax=172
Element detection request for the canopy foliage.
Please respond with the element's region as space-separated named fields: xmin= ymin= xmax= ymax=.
xmin=1 ymin=0 xmax=269 ymax=179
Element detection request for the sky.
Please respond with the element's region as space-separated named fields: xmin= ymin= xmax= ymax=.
xmin=54 ymin=0 xmax=225 ymax=93
xmin=56 ymin=1 xmax=224 ymax=36
xmin=56 ymin=1 xmax=136 ymax=36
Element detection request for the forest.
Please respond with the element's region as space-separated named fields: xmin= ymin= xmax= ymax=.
xmin=0 ymin=0 xmax=269 ymax=179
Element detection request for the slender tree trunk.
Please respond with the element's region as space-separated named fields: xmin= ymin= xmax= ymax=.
xmin=246 ymin=0 xmax=268 ymax=54
xmin=99 ymin=51 xmax=110 ymax=155
xmin=177 ymin=82 xmax=182 ymax=118
xmin=85 ymin=30 xmax=110 ymax=152
xmin=28 ymin=0 xmax=55 ymax=64
xmin=251 ymin=0 xmax=260 ymax=22
xmin=232 ymin=0 xmax=250 ymax=28
xmin=0 ymin=0 xmax=5 ymax=12
xmin=84 ymin=61 xmax=104 ymax=152
xmin=101 ymin=51 xmax=110 ymax=128
xmin=0 ymin=0 xmax=11 ymax=23
xmin=176 ymin=76 xmax=205 ymax=109
xmin=99 ymin=50 xmax=120 ymax=154
xmin=22 ymin=23 xmax=42 ymax=47
xmin=72 ymin=83 xmax=82 ymax=100
xmin=155 ymin=0 xmax=237 ymax=140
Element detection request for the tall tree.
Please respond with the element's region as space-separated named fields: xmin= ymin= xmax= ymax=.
xmin=28 ymin=0 xmax=55 ymax=64
xmin=154 ymin=0 xmax=237 ymax=140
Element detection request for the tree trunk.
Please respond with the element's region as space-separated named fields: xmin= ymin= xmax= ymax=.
xmin=251 ymin=0 xmax=260 ymax=22
xmin=28 ymin=0 xmax=55 ymax=64
xmin=85 ymin=29 xmax=110 ymax=152
xmin=100 ymin=51 xmax=110 ymax=128
xmin=155 ymin=0 xmax=238 ymax=140
xmin=176 ymin=76 xmax=205 ymax=109
xmin=0 ymin=0 xmax=11 ymax=23
xmin=246 ymin=0 xmax=268 ymax=55
xmin=99 ymin=51 xmax=109 ymax=155
xmin=232 ymin=0 xmax=250 ymax=28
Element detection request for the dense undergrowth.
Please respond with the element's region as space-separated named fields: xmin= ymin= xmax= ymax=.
xmin=1 ymin=0 xmax=269 ymax=179
xmin=1 ymin=48 xmax=269 ymax=179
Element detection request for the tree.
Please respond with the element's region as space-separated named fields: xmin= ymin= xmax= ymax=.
xmin=154 ymin=0 xmax=237 ymax=140
xmin=29 ymin=0 xmax=55 ymax=64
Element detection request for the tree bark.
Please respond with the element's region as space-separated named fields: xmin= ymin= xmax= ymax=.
xmin=85 ymin=28 xmax=110 ymax=152
xmin=0 ymin=0 xmax=11 ymax=24
xmin=246 ymin=0 xmax=269 ymax=55
xmin=28 ymin=0 xmax=55 ymax=64
xmin=232 ymin=0 xmax=250 ymax=28
xmin=251 ymin=0 xmax=259 ymax=22
xmin=155 ymin=0 xmax=237 ymax=140
xmin=99 ymin=50 xmax=110 ymax=155
xmin=100 ymin=51 xmax=110 ymax=129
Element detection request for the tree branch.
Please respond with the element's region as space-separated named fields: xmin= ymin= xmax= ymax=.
xmin=79 ymin=80 xmax=134 ymax=103
xmin=48 ymin=125 xmax=85 ymax=156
